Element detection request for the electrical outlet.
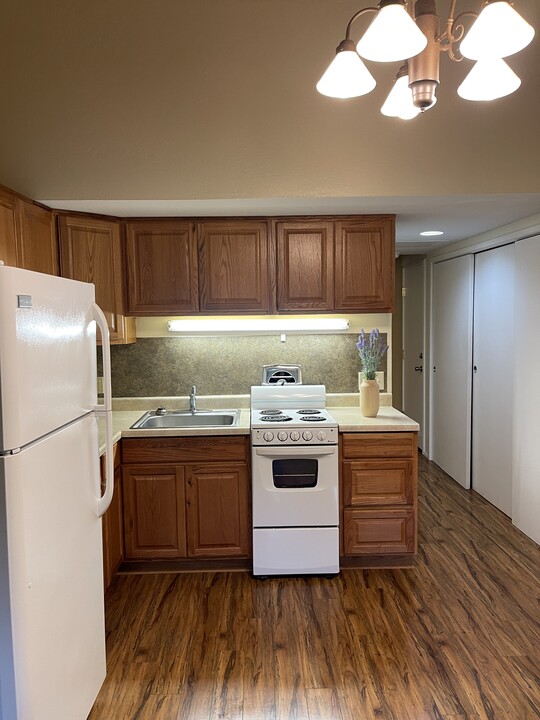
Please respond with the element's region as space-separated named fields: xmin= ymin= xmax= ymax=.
xmin=97 ymin=376 xmax=104 ymax=395
xmin=375 ymin=372 xmax=385 ymax=390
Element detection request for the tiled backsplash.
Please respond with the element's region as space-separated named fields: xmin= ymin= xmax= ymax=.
xmin=102 ymin=334 xmax=388 ymax=397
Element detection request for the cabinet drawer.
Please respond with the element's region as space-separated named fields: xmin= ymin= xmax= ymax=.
xmin=343 ymin=459 xmax=413 ymax=506
xmin=342 ymin=432 xmax=416 ymax=459
xmin=344 ymin=508 xmax=415 ymax=555
xmin=122 ymin=436 xmax=248 ymax=464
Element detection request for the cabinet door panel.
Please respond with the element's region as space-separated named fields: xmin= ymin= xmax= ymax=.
xmin=342 ymin=432 xmax=416 ymax=459
xmin=344 ymin=508 xmax=415 ymax=555
xmin=0 ymin=189 xmax=18 ymax=266
xmin=335 ymin=216 xmax=394 ymax=311
xmin=123 ymin=464 xmax=186 ymax=559
xmin=17 ymin=200 xmax=58 ymax=275
xmin=198 ymin=221 xmax=270 ymax=312
xmin=126 ymin=221 xmax=198 ymax=314
xmin=102 ymin=458 xmax=124 ymax=591
xmin=59 ymin=215 xmax=135 ymax=344
xmin=343 ymin=460 xmax=413 ymax=506
xmin=276 ymin=221 xmax=334 ymax=311
xmin=186 ymin=464 xmax=250 ymax=557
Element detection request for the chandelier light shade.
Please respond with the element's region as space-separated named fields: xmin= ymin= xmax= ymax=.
xmin=459 ymin=1 xmax=535 ymax=60
xmin=457 ymin=57 xmax=522 ymax=101
xmin=316 ymin=40 xmax=377 ymax=98
xmin=381 ymin=65 xmax=422 ymax=119
xmin=316 ymin=0 xmax=535 ymax=119
xmin=356 ymin=1 xmax=428 ymax=62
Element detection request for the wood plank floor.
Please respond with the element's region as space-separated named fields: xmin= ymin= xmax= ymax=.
xmin=89 ymin=454 xmax=540 ymax=720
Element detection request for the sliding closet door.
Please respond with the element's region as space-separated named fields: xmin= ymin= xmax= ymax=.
xmin=513 ymin=236 xmax=540 ymax=544
xmin=431 ymin=255 xmax=474 ymax=488
xmin=472 ymin=244 xmax=514 ymax=516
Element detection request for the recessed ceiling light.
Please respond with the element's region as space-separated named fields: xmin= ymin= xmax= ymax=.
xmin=420 ymin=230 xmax=444 ymax=236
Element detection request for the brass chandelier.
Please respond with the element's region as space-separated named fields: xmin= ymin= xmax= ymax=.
xmin=316 ymin=0 xmax=535 ymax=119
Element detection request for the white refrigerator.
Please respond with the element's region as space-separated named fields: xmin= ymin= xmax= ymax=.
xmin=0 ymin=264 xmax=115 ymax=720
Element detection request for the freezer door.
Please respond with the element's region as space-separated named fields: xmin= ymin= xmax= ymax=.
xmin=0 ymin=265 xmax=97 ymax=452
xmin=0 ymin=414 xmax=105 ymax=720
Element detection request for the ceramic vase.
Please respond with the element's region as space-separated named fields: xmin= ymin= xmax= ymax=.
xmin=360 ymin=378 xmax=380 ymax=417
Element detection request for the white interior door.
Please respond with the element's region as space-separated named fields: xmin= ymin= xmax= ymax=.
xmin=431 ymin=255 xmax=474 ymax=488
xmin=472 ymin=244 xmax=514 ymax=516
xmin=513 ymin=236 xmax=540 ymax=544
xmin=402 ymin=262 xmax=425 ymax=449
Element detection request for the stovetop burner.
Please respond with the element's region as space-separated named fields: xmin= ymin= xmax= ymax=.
xmin=299 ymin=416 xmax=326 ymax=422
xmin=297 ymin=409 xmax=321 ymax=415
xmin=260 ymin=415 xmax=292 ymax=422
xmin=260 ymin=409 xmax=283 ymax=416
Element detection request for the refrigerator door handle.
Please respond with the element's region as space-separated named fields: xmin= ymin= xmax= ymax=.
xmin=91 ymin=303 xmax=115 ymax=517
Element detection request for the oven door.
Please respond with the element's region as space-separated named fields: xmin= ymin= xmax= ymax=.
xmin=252 ymin=444 xmax=339 ymax=527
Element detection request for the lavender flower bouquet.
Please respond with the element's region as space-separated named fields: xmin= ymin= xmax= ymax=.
xmin=356 ymin=328 xmax=388 ymax=380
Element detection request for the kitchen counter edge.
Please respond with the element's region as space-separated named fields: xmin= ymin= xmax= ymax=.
xmin=99 ymin=406 xmax=418 ymax=456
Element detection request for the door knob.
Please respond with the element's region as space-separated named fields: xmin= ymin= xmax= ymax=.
xmin=414 ymin=366 xmax=423 ymax=372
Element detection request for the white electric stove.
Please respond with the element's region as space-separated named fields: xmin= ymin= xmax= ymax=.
xmin=250 ymin=384 xmax=340 ymax=577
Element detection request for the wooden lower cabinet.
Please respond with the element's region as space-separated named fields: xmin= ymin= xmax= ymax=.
xmin=344 ymin=508 xmax=415 ymax=555
xmin=120 ymin=437 xmax=250 ymax=564
xmin=186 ymin=463 xmax=250 ymax=558
xmin=123 ymin=464 xmax=187 ymax=559
xmin=101 ymin=443 xmax=124 ymax=591
xmin=341 ymin=432 xmax=418 ymax=565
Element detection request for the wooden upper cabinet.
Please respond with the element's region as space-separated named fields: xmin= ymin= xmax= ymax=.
xmin=17 ymin=200 xmax=58 ymax=275
xmin=276 ymin=221 xmax=334 ymax=312
xmin=125 ymin=220 xmax=199 ymax=315
xmin=335 ymin=216 xmax=395 ymax=312
xmin=198 ymin=221 xmax=271 ymax=313
xmin=0 ymin=188 xmax=18 ymax=266
xmin=58 ymin=215 xmax=135 ymax=344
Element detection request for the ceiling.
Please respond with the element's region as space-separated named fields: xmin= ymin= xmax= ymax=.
xmin=1 ymin=1 xmax=540 ymax=255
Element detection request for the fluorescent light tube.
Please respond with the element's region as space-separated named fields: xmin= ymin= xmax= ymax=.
xmin=168 ymin=318 xmax=350 ymax=333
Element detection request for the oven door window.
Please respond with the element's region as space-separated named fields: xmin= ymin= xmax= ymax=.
xmin=272 ymin=459 xmax=318 ymax=488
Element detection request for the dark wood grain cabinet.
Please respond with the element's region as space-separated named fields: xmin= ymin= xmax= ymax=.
xmin=335 ymin=216 xmax=395 ymax=312
xmin=198 ymin=220 xmax=271 ymax=313
xmin=0 ymin=188 xmax=18 ymax=266
xmin=101 ymin=443 xmax=124 ymax=592
xmin=341 ymin=432 xmax=417 ymax=565
xmin=121 ymin=437 xmax=250 ymax=562
xmin=0 ymin=187 xmax=59 ymax=276
xmin=186 ymin=463 xmax=250 ymax=558
xmin=122 ymin=464 xmax=187 ymax=559
xmin=276 ymin=220 xmax=334 ymax=311
xmin=17 ymin=199 xmax=59 ymax=276
xmin=275 ymin=215 xmax=395 ymax=313
xmin=58 ymin=214 xmax=135 ymax=344
xmin=125 ymin=220 xmax=199 ymax=315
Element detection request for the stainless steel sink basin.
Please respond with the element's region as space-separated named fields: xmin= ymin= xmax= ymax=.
xmin=130 ymin=409 xmax=240 ymax=429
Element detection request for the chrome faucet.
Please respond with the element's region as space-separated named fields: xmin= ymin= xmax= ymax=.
xmin=189 ymin=385 xmax=197 ymax=413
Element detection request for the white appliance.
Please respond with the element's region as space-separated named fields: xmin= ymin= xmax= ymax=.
xmin=0 ymin=265 xmax=114 ymax=720
xmin=251 ymin=384 xmax=339 ymax=577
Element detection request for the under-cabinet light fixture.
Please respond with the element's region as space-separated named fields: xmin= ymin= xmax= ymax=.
xmin=168 ymin=318 xmax=350 ymax=334
xmin=317 ymin=0 xmax=534 ymax=117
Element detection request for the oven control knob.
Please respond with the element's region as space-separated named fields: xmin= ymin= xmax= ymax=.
xmin=263 ymin=432 xmax=274 ymax=442
xmin=278 ymin=431 xmax=288 ymax=442
xmin=290 ymin=431 xmax=300 ymax=441
xmin=317 ymin=430 xmax=327 ymax=441
xmin=302 ymin=431 xmax=313 ymax=441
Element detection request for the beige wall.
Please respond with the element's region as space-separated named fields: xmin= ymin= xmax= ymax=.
xmin=0 ymin=1 xmax=539 ymax=201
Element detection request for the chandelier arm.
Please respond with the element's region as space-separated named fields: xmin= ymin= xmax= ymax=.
xmin=446 ymin=10 xmax=479 ymax=62
xmin=344 ymin=7 xmax=379 ymax=40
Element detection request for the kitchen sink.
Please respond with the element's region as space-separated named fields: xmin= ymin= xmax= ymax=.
xmin=130 ymin=409 xmax=240 ymax=429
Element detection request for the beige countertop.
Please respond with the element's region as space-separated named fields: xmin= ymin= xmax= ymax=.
xmin=98 ymin=399 xmax=417 ymax=455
